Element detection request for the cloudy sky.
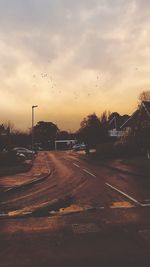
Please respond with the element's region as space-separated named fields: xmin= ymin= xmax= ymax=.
xmin=0 ymin=0 xmax=150 ymax=131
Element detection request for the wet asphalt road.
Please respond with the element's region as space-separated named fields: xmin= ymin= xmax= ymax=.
xmin=0 ymin=151 xmax=150 ymax=267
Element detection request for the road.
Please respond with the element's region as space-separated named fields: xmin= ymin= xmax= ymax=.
xmin=0 ymin=151 xmax=150 ymax=267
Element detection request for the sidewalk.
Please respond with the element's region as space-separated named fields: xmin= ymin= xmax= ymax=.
xmin=0 ymin=152 xmax=50 ymax=189
xmin=0 ymin=161 xmax=32 ymax=177
xmin=75 ymin=151 xmax=150 ymax=178
xmin=102 ymin=157 xmax=150 ymax=178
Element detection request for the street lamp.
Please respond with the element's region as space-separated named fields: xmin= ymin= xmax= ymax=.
xmin=32 ymin=105 xmax=38 ymax=150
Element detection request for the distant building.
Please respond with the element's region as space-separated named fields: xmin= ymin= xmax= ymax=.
xmin=108 ymin=113 xmax=130 ymax=138
xmin=55 ymin=139 xmax=77 ymax=150
xmin=120 ymin=101 xmax=150 ymax=130
xmin=108 ymin=101 xmax=150 ymax=140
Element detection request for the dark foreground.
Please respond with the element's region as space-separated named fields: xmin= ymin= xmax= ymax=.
xmin=0 ymin=151 xmax=150 ymax=267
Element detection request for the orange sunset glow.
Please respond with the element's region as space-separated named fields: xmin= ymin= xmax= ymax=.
xmin=0 ymin=1 xmax=150 ymax=131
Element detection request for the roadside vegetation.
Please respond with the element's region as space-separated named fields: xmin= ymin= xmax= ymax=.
xmin=0 ymin=90 xmax=149 ymax=170
xmin=122 ymin=156 xmax=150 ymax=170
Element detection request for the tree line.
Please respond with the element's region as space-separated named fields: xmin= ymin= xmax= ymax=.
xmin=0 ymin=90 xmax=149 ymax=151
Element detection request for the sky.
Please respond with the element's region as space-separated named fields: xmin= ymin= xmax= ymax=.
xmin=0 ymin=0 xmax=150 ymax=131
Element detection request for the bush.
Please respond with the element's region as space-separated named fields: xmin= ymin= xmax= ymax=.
xmin=0 ymin=150 xmax=25 ymax=166
xmin=96 ymin=141 xmax=141 ymax=159
xmin=96 ymin=143 xmax=114 ymax=159
xmin=113 ymin=141 xmax=140 ymax=157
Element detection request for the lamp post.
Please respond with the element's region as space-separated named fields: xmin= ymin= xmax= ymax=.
xmin=32 ymin=105 xmax=38 ymax=150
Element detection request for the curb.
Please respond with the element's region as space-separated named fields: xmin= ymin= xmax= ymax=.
xmin=75 ymin=152 xmax=149 ymax=178
xmin=1 ymin=202 xmax=150 ymax=220
xmin=3 ymin=170 xmax=51 ymax=194
xmin=0 ymin=162 xmax=33 ymax=177
xmin=101 ymin=163 xmax=149 ymax=178
xmin=1 ymin=152 xmax=51 ymax=194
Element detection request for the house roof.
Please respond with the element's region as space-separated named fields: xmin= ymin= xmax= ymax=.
xmin=108 ymin=114 xmax=130 ymax=130
xmin=120 ymin=101 xmax=150 ymax=129
xmin=142 ymin=101 xmax=150 ymax=118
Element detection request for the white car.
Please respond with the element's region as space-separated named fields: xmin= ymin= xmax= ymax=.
xmin=13 ymin=147 xmax=36 ymax=160
xmin=72 ymin=143 xmax=86 ymax=151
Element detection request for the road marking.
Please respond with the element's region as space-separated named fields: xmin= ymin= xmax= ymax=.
xmin=110 ymin=201 xmax=135 ymax=209
xmin=85 ymin=207 xmax=105 ymax=211
xmin=0 ymin=211 xmax=33 ymax=218
xmin=106 ymin=183 xmax=141 ymax=205
xmin=73 ymin=163 xmax=80 ymax=168
xmin=3 ymin=172 xmax=50 ymax=194
xmin=97 ymin=206 xmax=105 ymax=210
xmin=83 ymin=169 xmax=96 ymax=178
xmin=22 ymin=211 xmax=32 ymax=215
xmin=4 ymin=187 xmax=13 ymax=193
xmin=141 ymin=203 xmax=150 ymax=207
xmin=0 ymin=213 xmax=8 ymax=217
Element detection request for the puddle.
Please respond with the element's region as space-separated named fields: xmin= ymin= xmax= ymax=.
xmin=141 ymin=199 xmax=150 ymax=204
xmin=32 ymin=195 xmax=75 ymax=217
xmin=110 ymin=201 xmax=134 ymax=208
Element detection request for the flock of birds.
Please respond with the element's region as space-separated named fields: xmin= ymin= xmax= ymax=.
xmin=32 ymin=72 xmax=102 ymax=100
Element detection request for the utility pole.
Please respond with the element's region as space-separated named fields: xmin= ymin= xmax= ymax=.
xmin=32 ymin=105 xmax=38 ymax=150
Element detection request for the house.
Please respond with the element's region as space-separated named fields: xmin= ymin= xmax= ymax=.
xmin=120 ymin=101 xmax=150 ymax=130
xmin=108 ymin=113 xmax=130 ymax=138
xmin=120 ymin=101 xmax=150 ymax=158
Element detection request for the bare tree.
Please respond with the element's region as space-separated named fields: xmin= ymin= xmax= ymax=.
xmin=100 ymin=110 xmax=110 ymax=126
xmin=3 ymin=121 xmax=15 ymax=132
xmin=138 ymin=90 xmax=150 ymax=106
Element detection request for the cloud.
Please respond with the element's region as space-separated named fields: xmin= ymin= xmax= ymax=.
xmin=0 ymin=0 xmax=150 ymax=130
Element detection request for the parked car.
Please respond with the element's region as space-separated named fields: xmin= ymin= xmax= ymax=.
xmin=32 ymin=145 xmax=42 ymax=152
xmin=72 ymin=143 xmax=86 ymax=151
xmin=12 ymin=147 xmax=36 ymax=160
xmin=0 ymin=150 xmax=26 ymax=165
xmin=15 ymin=152 xmax=26 ymax=162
